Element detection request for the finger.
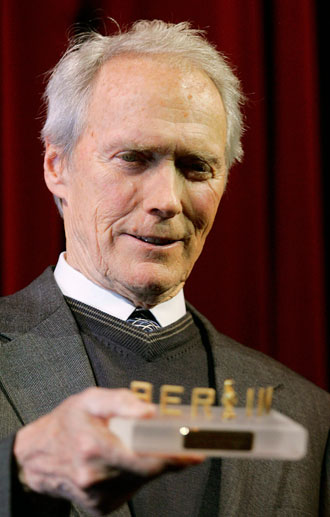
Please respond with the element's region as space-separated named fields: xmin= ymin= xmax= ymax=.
xmin=74 ymin=388 xmax=155 ymax=419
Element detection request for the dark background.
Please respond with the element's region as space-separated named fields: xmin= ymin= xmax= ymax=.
xmin=1 ymin=0 xmax=329 ymax=390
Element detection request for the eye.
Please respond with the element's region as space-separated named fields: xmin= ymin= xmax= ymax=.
xmin=117 ymin=151 xmax=147 ymax=164
xmin=176 ymin=157 xmax=213 ymax=180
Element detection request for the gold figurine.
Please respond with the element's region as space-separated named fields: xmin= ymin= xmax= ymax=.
xmin=221 ymin=379 xmax=238 ymax=419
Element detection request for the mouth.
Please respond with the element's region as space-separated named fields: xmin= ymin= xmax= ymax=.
xmin=128 ymin=234 xmax=181 ymax=246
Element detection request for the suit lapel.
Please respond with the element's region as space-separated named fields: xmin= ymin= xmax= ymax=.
xmin=187 ymin=304 xmax=288 ymax=516
xmin=0 ymin=268 xmax=132 ymax=517
xmin=206 ymin=321 xmax=287 ymax=516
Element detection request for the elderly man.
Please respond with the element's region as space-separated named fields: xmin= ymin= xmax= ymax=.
xmin=0 ymin=20 xmax=329 ymax=517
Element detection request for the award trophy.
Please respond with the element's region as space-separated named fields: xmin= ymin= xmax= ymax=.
xmin=109 ymin=380 xmax=308 ymax=460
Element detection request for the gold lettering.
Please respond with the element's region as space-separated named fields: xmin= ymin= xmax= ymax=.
xmin=160 ymin=385 xmax=184 ymax=415
xmin=245 ymin=387 xmax=255 ymax=417
xmin=191 ymin=387 xmax=215 ymax=418
xmin=265 ymin=386 xmax=273 ymax=413
xmin=257 ymin=387 xmax=265 ymax=416
xmin=130 ymin=381 xmax=152 ymax=403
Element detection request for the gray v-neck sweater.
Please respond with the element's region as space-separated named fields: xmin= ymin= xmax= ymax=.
xmin=67 ymin=297 xmax=220 ymax=517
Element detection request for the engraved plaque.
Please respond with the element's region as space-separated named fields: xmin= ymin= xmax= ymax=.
xmin=183 ymin=429 xmax=254 ymax=450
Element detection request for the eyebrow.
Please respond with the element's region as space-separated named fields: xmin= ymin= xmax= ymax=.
xmin=105 ymin=142 xmax=224 ymax=168
xmin=178 ymin=152 xmax=223 ymax=168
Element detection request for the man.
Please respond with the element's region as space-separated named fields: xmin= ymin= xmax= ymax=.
xmin=0 ymin=20 xmax=329 ymax=517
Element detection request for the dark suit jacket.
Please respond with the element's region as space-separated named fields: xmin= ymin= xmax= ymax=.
xmin=0 ymin=268 xmax=329 ymax=516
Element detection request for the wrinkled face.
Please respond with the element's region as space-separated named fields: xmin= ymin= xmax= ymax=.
xmin=47 ymin=56 xmax=227 ymax=307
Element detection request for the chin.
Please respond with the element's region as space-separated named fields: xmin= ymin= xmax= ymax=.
xmin=124 ymin=274 xmax=182 ymax=306
xmin=130 ymin=279 xmax=168 ymax=297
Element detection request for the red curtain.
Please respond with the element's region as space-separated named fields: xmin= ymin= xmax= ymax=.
xmin=1 ymin=0 xmax=328 ymax=390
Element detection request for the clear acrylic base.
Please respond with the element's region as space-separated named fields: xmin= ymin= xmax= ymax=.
xmin=109 ymin=406 xmax=307 ymax=460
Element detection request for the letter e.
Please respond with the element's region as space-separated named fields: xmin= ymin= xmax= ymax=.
xmin=160 ymin=385 xmax=184 ymax=415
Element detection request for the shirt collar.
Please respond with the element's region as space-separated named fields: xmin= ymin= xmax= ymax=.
xmin=54 ymin=252 xmax=186 ymax=327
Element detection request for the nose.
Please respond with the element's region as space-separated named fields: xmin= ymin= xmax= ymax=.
xmin=142 ymin=161 xmax=183 ymax=219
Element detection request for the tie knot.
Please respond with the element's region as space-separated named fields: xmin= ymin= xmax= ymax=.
xmin=127 ymin=309 xmax=160 ymax=332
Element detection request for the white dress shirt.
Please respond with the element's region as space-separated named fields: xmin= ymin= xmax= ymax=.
xmin=54 ymin=252 xmax=186 ymax=327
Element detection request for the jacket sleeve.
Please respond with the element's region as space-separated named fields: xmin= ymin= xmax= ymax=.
xmin=0 ymin=434 xmax=15 ymax=517
xmin=320 ymin=430 xmax=330 ymax=517
xmin=0 ymin=433 xmax=71 ymax=517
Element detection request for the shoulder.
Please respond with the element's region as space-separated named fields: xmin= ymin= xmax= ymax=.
xmin=187 ymin=302 xmax=330 ymax=424
xmin=0 ymin=267 xmax=63 ymax=334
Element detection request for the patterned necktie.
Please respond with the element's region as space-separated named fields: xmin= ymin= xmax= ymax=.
xmin=127 ymin=308 xmax=161 ymax=332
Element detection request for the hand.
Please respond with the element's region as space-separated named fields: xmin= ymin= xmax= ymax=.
xmin=14 ymin=387 xmax=203 ymax=515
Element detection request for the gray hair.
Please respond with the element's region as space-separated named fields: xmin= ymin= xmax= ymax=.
xmin=42 ymin=20 xmax=245 ymax=212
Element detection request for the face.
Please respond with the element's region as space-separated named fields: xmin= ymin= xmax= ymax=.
xmin=45 ymin=55 xmax=228 ymax=307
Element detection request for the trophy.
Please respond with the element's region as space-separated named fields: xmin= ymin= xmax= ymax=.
xmin=109 ymin=380 xmax=308 ymax=460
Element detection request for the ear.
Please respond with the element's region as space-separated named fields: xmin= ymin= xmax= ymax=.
xmin=43 ymin=141 xmax=69 ymax=201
